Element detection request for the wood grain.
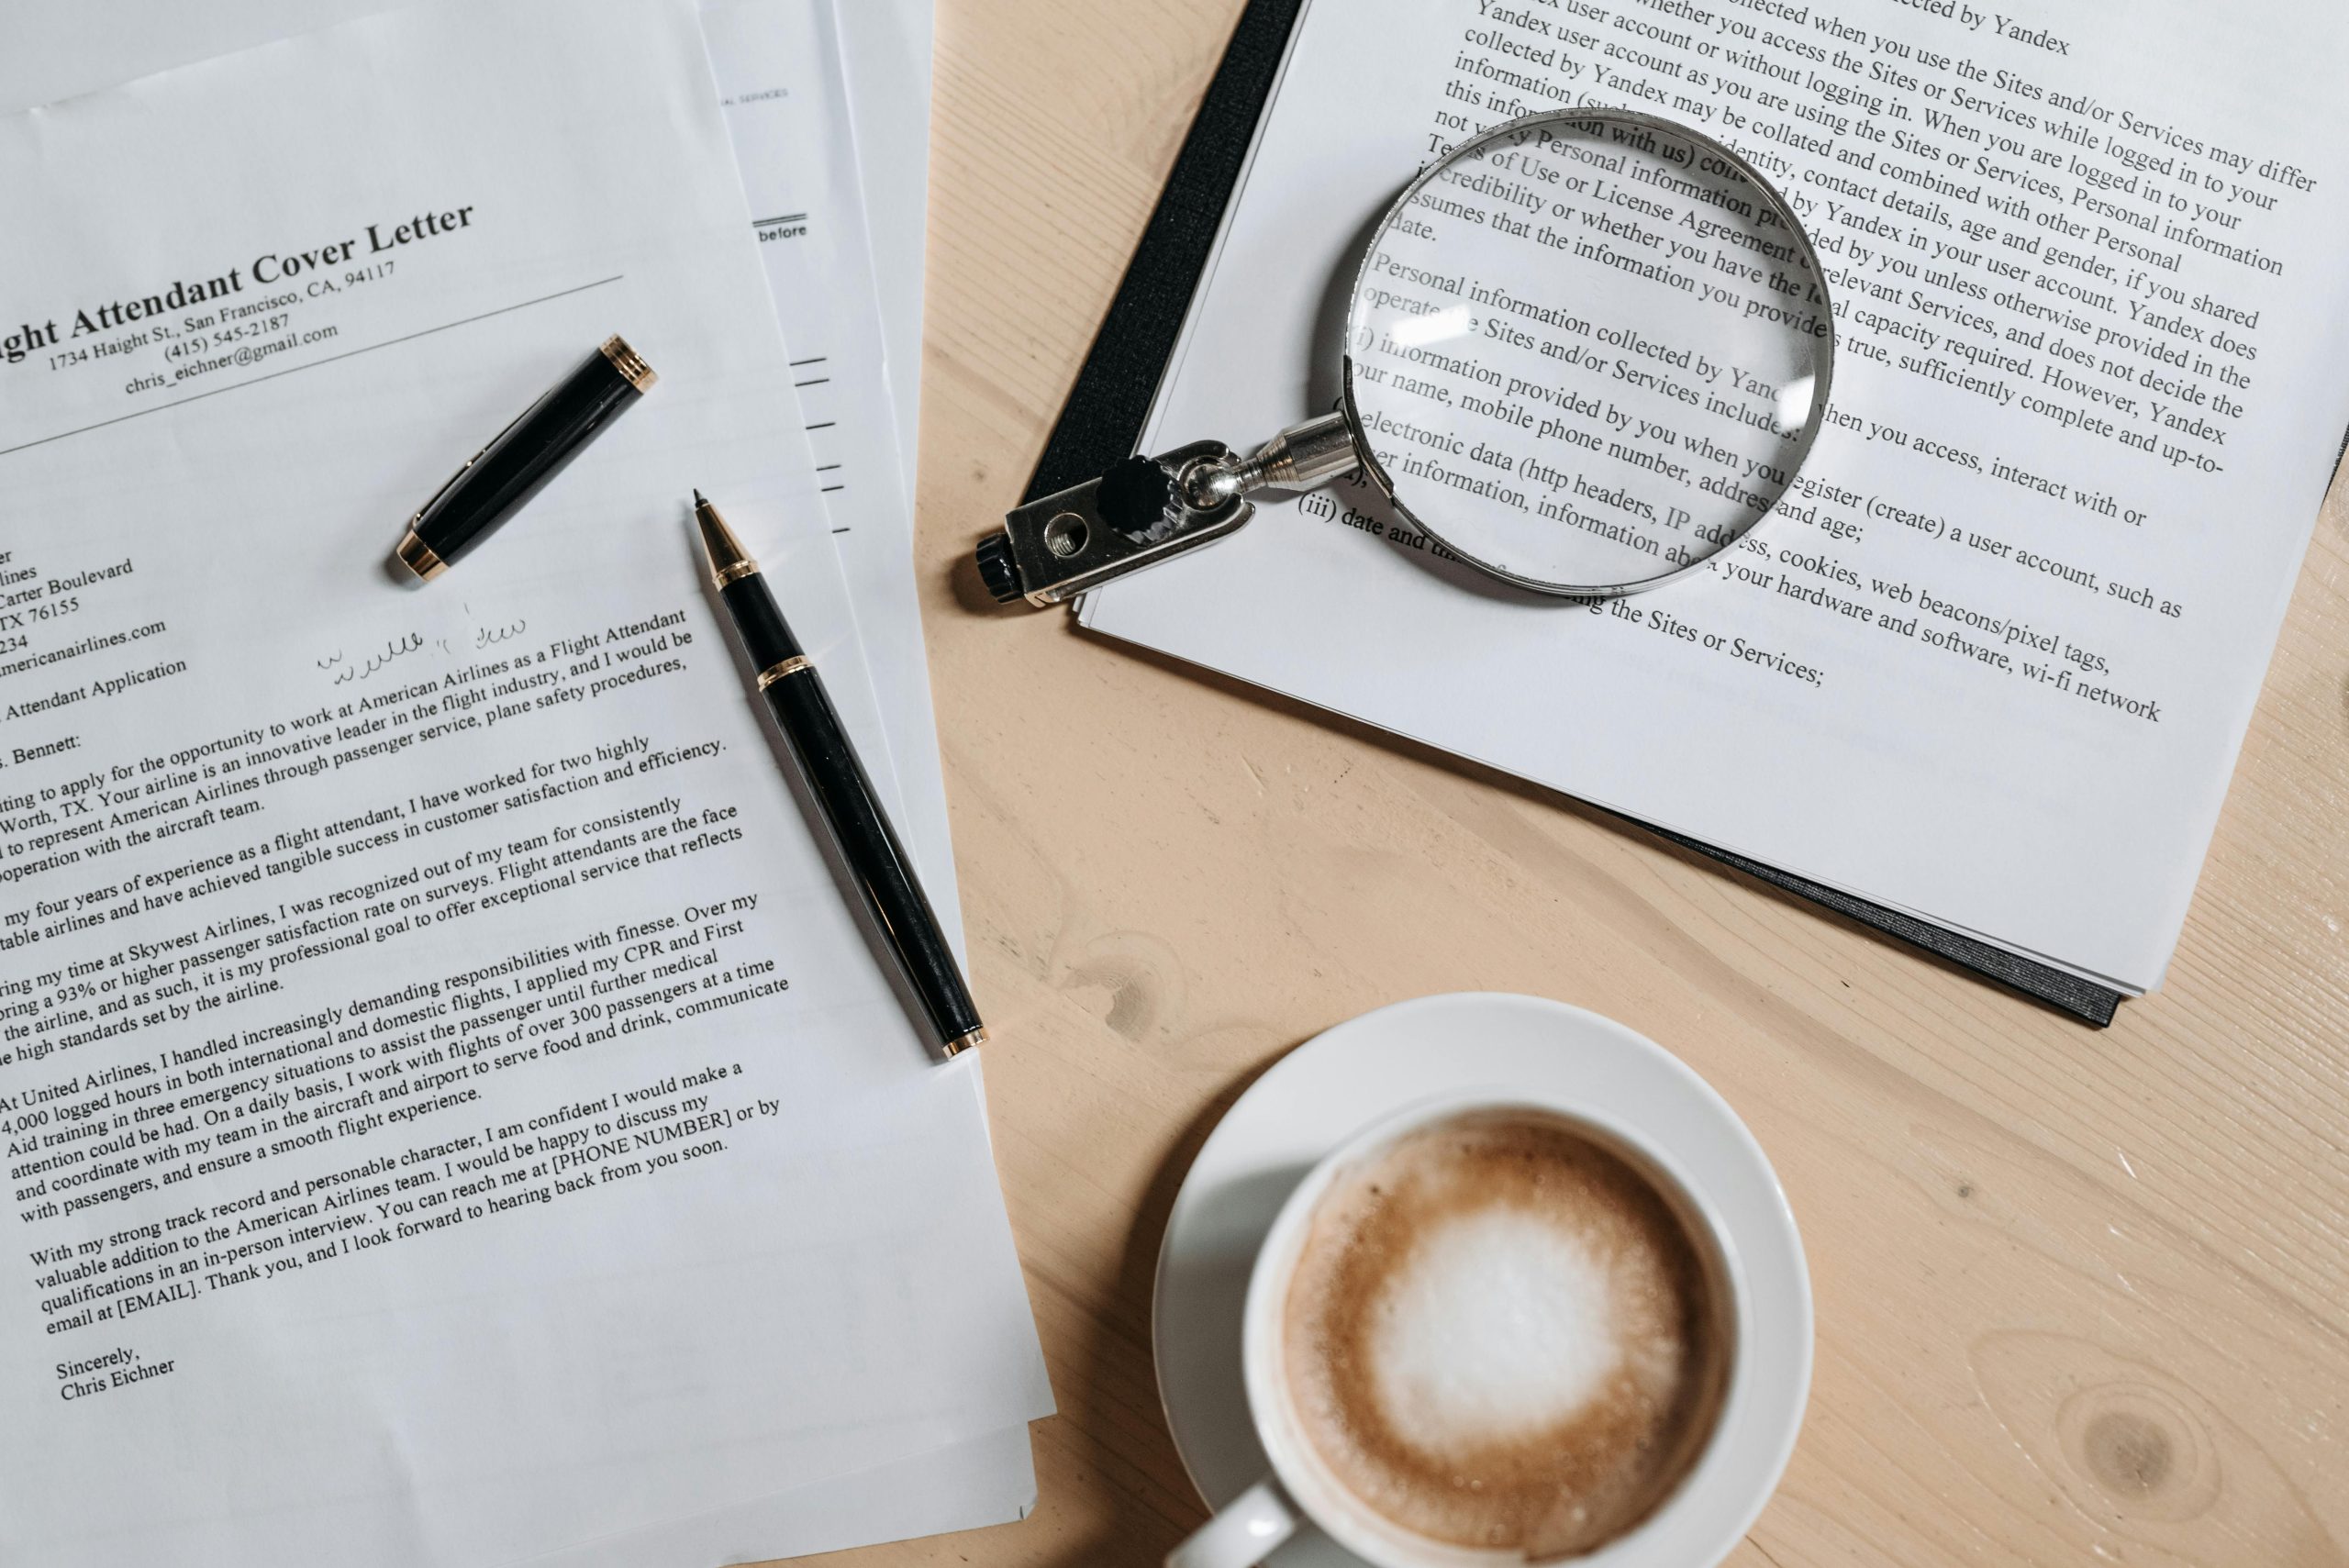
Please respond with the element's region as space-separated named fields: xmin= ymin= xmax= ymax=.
xmin=806 ymin=1 xmax=2349 ymax=1562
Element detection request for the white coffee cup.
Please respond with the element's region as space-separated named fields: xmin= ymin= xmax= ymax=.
xmin=1165 ymin=1091 xmax=1756 ymax=1568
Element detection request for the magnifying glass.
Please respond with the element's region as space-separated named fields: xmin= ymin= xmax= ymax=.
xmin=976 ymin=107 xmax=1834 ymax=606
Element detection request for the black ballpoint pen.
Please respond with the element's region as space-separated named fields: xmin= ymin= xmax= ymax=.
xmin=694 ymin=492 xmax=988 ymax=1057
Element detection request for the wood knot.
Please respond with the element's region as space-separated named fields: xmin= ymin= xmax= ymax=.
xmin=1971 ymin=1333 xmax=2224 ymax=1529
xmin=2081 ymin=1409 xmax=2172 ymax=1497
xmin=1063 ymin=930 xmax=1183 ymax=1043
xmin=1972 ymin=1330 xmax=2341 ymax=1557
xmin=2054 ymin=1383 xmax=2215 ymax=1522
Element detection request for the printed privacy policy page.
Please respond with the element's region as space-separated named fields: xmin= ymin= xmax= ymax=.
xmin=0 ymin=2 xmax=1048 ymax=1564
xmin=1085 ymin=0 xmax=2349 ymax=990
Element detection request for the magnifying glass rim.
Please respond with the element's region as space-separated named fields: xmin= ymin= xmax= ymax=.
xmin=1339 ymin=106 xmax=1839 ymax=599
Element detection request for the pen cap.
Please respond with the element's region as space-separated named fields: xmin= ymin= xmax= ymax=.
xmin=395 ymin=336 xmax=655 ymax=580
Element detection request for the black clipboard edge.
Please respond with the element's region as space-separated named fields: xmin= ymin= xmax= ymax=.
xmin=1026 ymin=0 xmax=1311 ymax=500
xmin=1025 ymin=0 xmax=2122 ymax=1029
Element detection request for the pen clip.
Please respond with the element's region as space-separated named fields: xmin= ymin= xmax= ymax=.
xmin=408 ymin=400 xmax=534 ymax=528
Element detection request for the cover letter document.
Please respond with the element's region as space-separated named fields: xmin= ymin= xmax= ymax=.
xmin=0 ymin=3 xmax=1047 ymax=1565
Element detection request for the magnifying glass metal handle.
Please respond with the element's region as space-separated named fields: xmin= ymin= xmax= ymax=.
xmin=976 ymin=415 xmax=1364 ymax=608
xmin=1190 ymin=411 xmax=1361 ymax=508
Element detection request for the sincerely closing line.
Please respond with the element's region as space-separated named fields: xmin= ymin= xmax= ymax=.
xmin=0 ymin=275 xmax=624 ymax=461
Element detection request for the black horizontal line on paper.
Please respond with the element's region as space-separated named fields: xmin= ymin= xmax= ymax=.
xmin=0 ymin=275 xmax=625 ymax=461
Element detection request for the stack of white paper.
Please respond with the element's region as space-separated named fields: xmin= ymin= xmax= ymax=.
xmin=0 ymin=0 xmax=1050 ymax=1562
xmin=1083 ymin=0 xmax=2349 ymax=998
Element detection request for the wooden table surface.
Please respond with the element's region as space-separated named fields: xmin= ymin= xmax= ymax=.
xmin=836 ymin=2 xmax=2349 ymax=1563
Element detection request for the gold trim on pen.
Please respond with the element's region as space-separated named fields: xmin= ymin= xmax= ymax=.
xmin=394 ymin=529 xmax=449 ymax=583
xmin=943 ymin=1028 xmax=987 ymax=1057
xmin=695 ymin=493 xmax=762 ymax=589
xmin=600 ymin=335 xmax=657 ymax=394
xmin=756 ymin=655 xmax=813 ymax=690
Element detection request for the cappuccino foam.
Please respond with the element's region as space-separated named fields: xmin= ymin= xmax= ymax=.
xmin=1281 ymin=1112 xmax=1727 ymax=1561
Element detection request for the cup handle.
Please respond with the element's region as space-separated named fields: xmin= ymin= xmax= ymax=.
xmin=1165 ymin=1478 xmax=1301 ymax=1568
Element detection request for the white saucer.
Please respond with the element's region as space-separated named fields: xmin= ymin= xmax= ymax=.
xmin=1151 ymin=994 xmax=1811 ymax=1568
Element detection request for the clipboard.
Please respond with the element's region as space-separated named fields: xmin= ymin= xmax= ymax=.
xmin=1024 ymin=0 xmax=2122 ymax=1028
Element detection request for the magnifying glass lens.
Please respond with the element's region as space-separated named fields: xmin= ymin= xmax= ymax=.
xmin=1349 ymin=116 xmax=1829 ymax=594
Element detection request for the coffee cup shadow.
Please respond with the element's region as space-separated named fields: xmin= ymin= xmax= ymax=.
xmin=1152 ymin=1162 xmax=1321 ymax=1510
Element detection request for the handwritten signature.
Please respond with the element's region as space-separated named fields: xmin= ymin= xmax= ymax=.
xmin=328 ymin=631 xmax=426 ymax=685
xmin=317 ymin=610 xmax=526 ymax=685
xmin=474 ymin=617 xmax=527 ymax=649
